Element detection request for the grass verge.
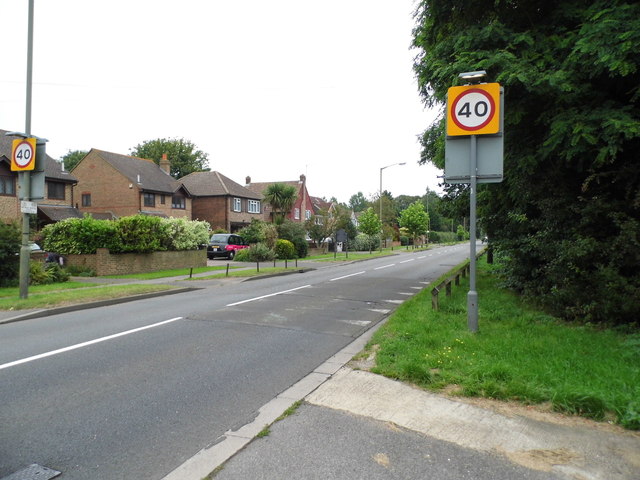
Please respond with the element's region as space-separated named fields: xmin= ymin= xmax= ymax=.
xmin=189 ymin=266 xmax=301 ymax=280
xmin=368 ymin=257 xmax=640 ymax=430
xmin=0 ymin=284 xmax=178 ymax=311
xmin=104 ymin=265 xmax=236 ymax=280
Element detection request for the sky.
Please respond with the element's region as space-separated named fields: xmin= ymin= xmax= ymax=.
xmin=1 ymin=0 xmax=442 ymax=204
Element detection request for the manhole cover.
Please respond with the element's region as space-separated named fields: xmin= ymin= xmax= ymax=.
xmin=1 ymin=464 xmax=61 ymax=480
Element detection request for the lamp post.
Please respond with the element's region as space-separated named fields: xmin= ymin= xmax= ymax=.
xmin=379 ymin=162 xmax=406 ymax=249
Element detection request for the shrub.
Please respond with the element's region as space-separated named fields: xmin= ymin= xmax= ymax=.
xmin=161 ymin=217 xmax=210 ymax=251
xmin=352 ymin=233 xmax=379 ymax=251
xmin=29 ymin=261 xmax=70 ymax=285
xmin=277 ymin=220 xmax=308 ymax=258
xmin=274 ymin=239 xmax=296 ymax=259
xmin=233 ymin=248 xmax=251 ymax=262
xmin=245 ymin=242 xmax=275 ymax=262
xmin=41 ymin=214 xmax=117 ymax=254
xmin=0 ymin=222 xmax=20 ymax=287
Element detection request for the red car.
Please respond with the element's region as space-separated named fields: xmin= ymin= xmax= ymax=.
xmin=207 ymin=233 xmax=248 ymax=260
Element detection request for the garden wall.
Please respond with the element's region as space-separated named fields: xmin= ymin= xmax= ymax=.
xmin=64 ymin=248 xmax=207 ymax=276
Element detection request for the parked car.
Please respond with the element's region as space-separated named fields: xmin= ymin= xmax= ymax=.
xmin=207 ymin=233 xmax=248 ymax=260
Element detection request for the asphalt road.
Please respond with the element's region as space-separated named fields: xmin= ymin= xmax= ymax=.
xmin=0 ymin=244 xmax=474 ymax=479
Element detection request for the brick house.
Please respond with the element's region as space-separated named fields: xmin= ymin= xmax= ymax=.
xmin=245 ymin=174 xmax=314 ymax=224
xmin=1 ymin=129 xmax=80 ymax=225
xmin=71 ymin=149 xmax=192 ymax=219
xmin=180 ymin=171 xmax=263 ymax=232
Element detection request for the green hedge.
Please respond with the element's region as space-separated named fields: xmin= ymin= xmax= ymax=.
xmin=41 ymin=214 xmax=210 ymax=255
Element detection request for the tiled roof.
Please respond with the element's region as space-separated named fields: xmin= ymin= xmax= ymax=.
xmin=38 ymin=205 xmax=83 ymax=221
xmin=88 ymin=149 xmax=184 ymax=195
xmin=180 ymin=171 xmax=261 ymax=199
xmin=0 ymin=129 xmax=77 ymax=183
xmin=244 ymin=180 xmax=302 ymax=197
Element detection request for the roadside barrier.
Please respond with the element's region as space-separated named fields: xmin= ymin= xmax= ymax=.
xmin=431 ymin=249 xmax=486 ymax=310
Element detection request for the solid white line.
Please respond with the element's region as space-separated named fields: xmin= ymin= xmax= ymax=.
xmin=226 ymin=285 xmax=311 ymax=306
xmin=374 ymin=264 xmax=395 ymax=270
xmin=0 ymin=317 xmax=184 ymax=371
xmin=329 ymin=271 xmax=365 ymax=282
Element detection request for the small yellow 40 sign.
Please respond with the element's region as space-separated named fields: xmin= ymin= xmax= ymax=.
xmin=447 ymin=83 xmax=501 ymax=136
xmin=11 ymin=137 xmax=37 ymax=171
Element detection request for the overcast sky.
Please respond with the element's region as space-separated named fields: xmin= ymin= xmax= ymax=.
xmin=1 ymin=0 xmax=442 ymax=204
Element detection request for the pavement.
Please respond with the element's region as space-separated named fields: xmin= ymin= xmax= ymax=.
xmin=3 ymin=256 xmax=640 ymax=480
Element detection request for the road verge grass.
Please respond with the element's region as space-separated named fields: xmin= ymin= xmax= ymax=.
xmin=0 ymin=284 xmax=178 ymax=311
xmin=368 ymin=257 xmax=640 ymax=429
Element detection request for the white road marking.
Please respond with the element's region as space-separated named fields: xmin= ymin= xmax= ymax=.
xmin=341 ymin=320 xmax=371 ymax=326
xmin=399 ymin=259 xmax=415 ymax=264
xmin=368 ymin=309 xmax=391 ymax=314
xmin=418 ymin=256 xmax=426 ymax=259
xmin=410 ymin=286 xmax=422 ymax=290
xmin=0 ymin=317 xmax=184 ymax=371
xmin=226 ymin=285 xmax=311 ymax=306
xmin=397 ymin=292 xmax=413 ymax=296
xmin=330 ymin=271 xmax=365 ymax=282
xmin=374 ymin=264 xmax=395 ymax=270
xmin=385 ymin=300 xmax=404 ymax=304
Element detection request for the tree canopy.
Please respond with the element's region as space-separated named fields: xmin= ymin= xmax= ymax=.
xmin=130 ymin=138 xmax=210 ymax=179
xmin=61 ymin=150 xmax=88 ymax=171
xmin=263 ymin=183 xmax=298 ymax=224
xmin=413 ymin=0 xmax=640 ymax=324
xmin=399 ymin=201 xmax=430 ymax=243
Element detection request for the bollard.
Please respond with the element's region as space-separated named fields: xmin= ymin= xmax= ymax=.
xmin=285 ymin=259 xmax=288 ymax=269
xmin=256 ymin=261 xmax=260 ymax=273
xmin=431 ymin=287 xmax=439 ymax=310
xmin=189 ymin=267 xmax=193 ymax=279
xmin=226 ymin=263 xmax=230 ymax=277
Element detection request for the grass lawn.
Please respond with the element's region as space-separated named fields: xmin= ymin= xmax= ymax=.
xmin=0 ymin=284 xmax=178 ymax=311
xmin=104 ymin=265 xmax=238 ymax=280
xmin=367 ymin=256 xmax=640 ymax=430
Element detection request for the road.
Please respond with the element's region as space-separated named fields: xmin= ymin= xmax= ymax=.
xmin=0 ymin=243 xmax=474 ymax=479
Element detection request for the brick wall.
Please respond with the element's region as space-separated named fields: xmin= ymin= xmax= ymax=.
xmin=65 ymin=248 xmax=207 ymax=276
xmin=192 ymin=196 xmax=261 ymax=231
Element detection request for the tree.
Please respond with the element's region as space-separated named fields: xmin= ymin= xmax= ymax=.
xmin=61 ymin=150 xmax=88 ymax=171
xmin=263 ymin=183 xmax=298 ymax=224
xmin=399 ymin=201 xmax=429 ymax=246
xmin=348 ymin=192 xmax=369 ymax=212
xmin=130 ymin=138 xmax=210 ymax=179
xmin=358 ymin=207 xmax=382 ymax=253
xmin=412 ymin=1 xmax=640 ymax=324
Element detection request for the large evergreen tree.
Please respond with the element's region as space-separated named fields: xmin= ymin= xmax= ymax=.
xmin=413 ymin=1 xmax=640 ymax=324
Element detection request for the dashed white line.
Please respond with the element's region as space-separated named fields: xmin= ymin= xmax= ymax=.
xmin=330 ymin=271 xmax=365 ymax=282
xmin=400 ymin=259 xmax=415 ymax=264
xmin=0 ymin=317 xmax=184 ymax=371
xmin=226 ymin=285 xmax=311 ymax=306
xmin=375 ymin=264 xmax=395 ymax=270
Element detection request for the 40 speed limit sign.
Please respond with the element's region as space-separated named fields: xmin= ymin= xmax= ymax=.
xmin=447 ymin=83 xmax=500 ymax=136
xmin=11 ymin=137 xmax=37 ymax=171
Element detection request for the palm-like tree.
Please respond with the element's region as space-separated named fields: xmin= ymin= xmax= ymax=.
xmin=263 ymin=183 xmax=298 ymax=224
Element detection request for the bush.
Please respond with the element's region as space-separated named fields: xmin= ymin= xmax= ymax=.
xmin=0 ymin=222 xmax=20 ymax=287
xmin=277 ymin=220 xmax=308 ymax=258
xmin=233 ymin=248 xmax=251 ymax=262
xmin=239 ymin=219 xmax=278 ymax=248
xmin=41 ymin=214 xmax=209 ymax=255
xmin=274 ymin=239 xmax=296 ymax=259
xmin=244 ymin=243 xmax=275 ymax=262
xmin=351 ymin=233 xmax=379 ymax=251
xmin=29 ymin=261 xmax=70 ymax=285
xmin=41 ymin=214 xmax=117 ymax=254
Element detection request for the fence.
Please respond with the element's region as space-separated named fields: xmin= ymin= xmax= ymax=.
xmin=430 ymin=249 xmax=486 ymax=310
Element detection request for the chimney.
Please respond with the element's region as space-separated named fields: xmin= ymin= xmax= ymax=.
xmin=299 ymin=174 xmax=306 ymax=184
xmin=160 ymin=153 xmax=171 ymax=174
xmin=245 ymin=176 xmax=251 ymax=185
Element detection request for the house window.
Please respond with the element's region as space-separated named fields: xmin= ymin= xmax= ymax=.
xmin=160 ymin=195 xmax=166 ymax=205
xmin=144 ymin=193 xmax=155 ymax=207
xmin=233 ymin=197 xmax=242 ymax=212
xmin=294 ymin=208 xmax=300 ymax=219
xmin=47 ymin=181 xmax=65 ymax=200
xmin=0 ymin=176 xmax=15 ymax=196
xmin=81 ymin=193 xmax=91 ymax=207
xmin=248 ymin=199 xmax=260 ymax=213
xmin=315 ymin=216 xmax=323 ymax=225
xmin=172 ymin=195 xmax=185 ymax=209
xmin=305 ymin=209 xmax=311 ymax=220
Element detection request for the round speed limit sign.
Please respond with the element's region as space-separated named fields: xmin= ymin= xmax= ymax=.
xmin=11 ymin=138 xmax=37 ymax=171
xmin=447 ymin=83 xmax=500 ymax=136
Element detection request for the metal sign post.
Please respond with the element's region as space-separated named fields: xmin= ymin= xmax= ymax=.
xmin=445 ymin=71 xmax=504 ymax=332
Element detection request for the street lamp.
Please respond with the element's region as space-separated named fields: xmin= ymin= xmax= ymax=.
xmin=379 ymin=162 xmax=406 ymax=249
